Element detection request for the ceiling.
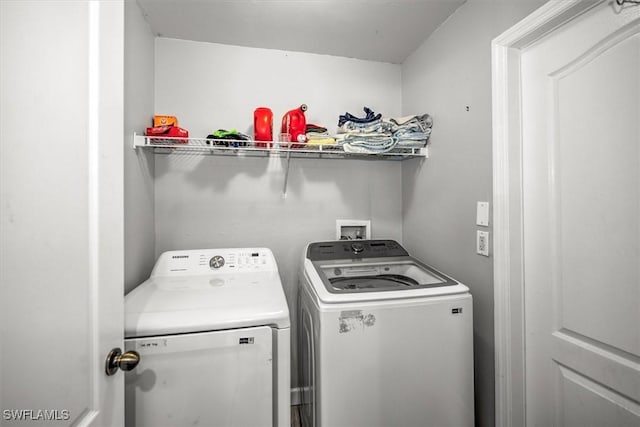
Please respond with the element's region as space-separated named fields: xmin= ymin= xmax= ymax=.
xmin=136 ymin=0 xmax=466 ymax=64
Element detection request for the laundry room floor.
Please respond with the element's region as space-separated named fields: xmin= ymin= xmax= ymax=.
xmin=291 ymin=405 xmax=301 ymax=427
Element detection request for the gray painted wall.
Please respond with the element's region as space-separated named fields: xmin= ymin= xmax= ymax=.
xmin=125 ymin=2 xmax=551 ymax=419
xmin=400 ymin=1 xmax=547 ymax=426
xmin=124 ymin=0 xmax=156 ymax=294
xmin=153 ymin=38 xmax=404 ymax=389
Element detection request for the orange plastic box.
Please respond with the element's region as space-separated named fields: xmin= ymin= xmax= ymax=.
xmin=153 ymin=115 xmax=178 ymax=127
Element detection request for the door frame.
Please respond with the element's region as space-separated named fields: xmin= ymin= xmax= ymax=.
xmin=491 ymin=1 xmax=601 ymax=426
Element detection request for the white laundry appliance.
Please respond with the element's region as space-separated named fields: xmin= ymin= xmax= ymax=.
xmin=124 ymin=248 xmax=290 ymax=427
xmin=299 ymin=240 xmax=474 ymax=427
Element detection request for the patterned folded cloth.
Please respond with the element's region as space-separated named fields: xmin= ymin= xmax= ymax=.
xmin=206 ymin=129 xmax=251 ymax=147
xmin=304 ymin=123 xmax=336 ymax=145
xmin=306 ymin=123 xmax=328 ymax=133
xmin=306 ymin=133 xmax=336 ymax=145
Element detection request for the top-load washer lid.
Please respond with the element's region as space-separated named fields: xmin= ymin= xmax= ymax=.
xmin=322 ymin=260 xmax=453 ymax=292
xmin=305 ymin=240 xmax=469 ymax=302
xmin=125 ymin=248 xmax=290 ymax=338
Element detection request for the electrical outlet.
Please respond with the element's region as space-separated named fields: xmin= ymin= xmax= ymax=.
xmin=477 ymin=231 xmax=490 ymax=256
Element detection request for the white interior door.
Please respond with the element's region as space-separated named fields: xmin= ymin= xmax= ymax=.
xmin=521 ymin=2 xmax=639 ymax=426
xmin=0 ymin=1 xmax=124 ymax=426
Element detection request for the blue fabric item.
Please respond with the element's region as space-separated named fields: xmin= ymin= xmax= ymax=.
xmin=338 ymin=107 xmax=382 ymax=127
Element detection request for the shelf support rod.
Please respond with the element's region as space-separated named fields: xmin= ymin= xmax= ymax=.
xmin=282 ymin=144 xmax=292 ymax=198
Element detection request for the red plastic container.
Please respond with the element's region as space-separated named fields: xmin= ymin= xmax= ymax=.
xmin=281 ymin=104 xmax=307 ymax=148
xmin=254 ymin=107 xmax=273 ymax=147
xmin=145 ymin=125 xmax=189 ymax=143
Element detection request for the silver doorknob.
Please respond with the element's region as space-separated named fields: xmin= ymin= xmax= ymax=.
xmin=105 ymin=347 xmax=140 ymax=376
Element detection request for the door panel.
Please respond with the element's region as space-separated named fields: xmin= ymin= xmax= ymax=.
xmin=556 ymin=365 xmax=639 ymax=427
xmin=555 ymin=31 xmax=639 ymax=356
xmin=521 ymin=2 xmax=640 ymax=426
xmin=551 ymin=331 xmax=640 ymax=403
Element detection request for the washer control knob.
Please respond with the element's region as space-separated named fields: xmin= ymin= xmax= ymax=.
xmin=351 ymin=243 xmax=365 ymax=254
xmin=209 ymin=255 xmax=225 ymax=269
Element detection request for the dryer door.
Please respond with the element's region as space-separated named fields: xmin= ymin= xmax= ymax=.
xmin=125 ymin=326 xmax=273 ymax=427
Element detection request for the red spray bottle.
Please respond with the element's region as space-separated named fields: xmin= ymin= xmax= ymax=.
xmin=254 ymin=107 xmax=273 ymax=148
xmin=281 ymin=104 xmax=307 ymax=148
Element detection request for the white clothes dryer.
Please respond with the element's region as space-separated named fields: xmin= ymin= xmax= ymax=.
xmin=299 ymin=240 xmax=474 ymax=427
xmin=125 ymin=248 xmax=290 ymax=427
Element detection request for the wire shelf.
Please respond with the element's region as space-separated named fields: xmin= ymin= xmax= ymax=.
xmin=133 ymin=134 xmax=428 ymax=160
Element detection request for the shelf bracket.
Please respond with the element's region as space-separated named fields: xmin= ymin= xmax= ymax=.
xmin=282 ymin=144 xmax=292 ymax=198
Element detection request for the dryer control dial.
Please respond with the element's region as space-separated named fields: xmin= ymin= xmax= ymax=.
xmin=209 ymin=255 xmax=225 ymax=269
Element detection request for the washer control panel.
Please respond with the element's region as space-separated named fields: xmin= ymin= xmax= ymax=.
xmin=307 ymin=240 xmax=408 ymax=261
xmin=151 ymin=248 xmax=277 ymax=276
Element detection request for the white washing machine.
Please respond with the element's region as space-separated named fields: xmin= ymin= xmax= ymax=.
xmin=125 ymin=248 xmax=290 ymax=427
xmin=299 ymin=240 xmax=474 ymax=427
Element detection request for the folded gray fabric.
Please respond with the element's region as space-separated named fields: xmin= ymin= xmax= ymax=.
xmin=386 ymin=114 xmax=433 ymax=133
xmin=338 ymin=119 xmax=393 ymax=134
xmin=341 ymin=134 xmax=397 ymax=153
xmin=396 ymin=139 xmax=427 ymax=148
xmin=335 ymin=112 xmax=432 ymax=153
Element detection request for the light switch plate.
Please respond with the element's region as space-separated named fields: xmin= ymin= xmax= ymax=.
xmin=476 ymin=202 xmax=490 ymax=226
